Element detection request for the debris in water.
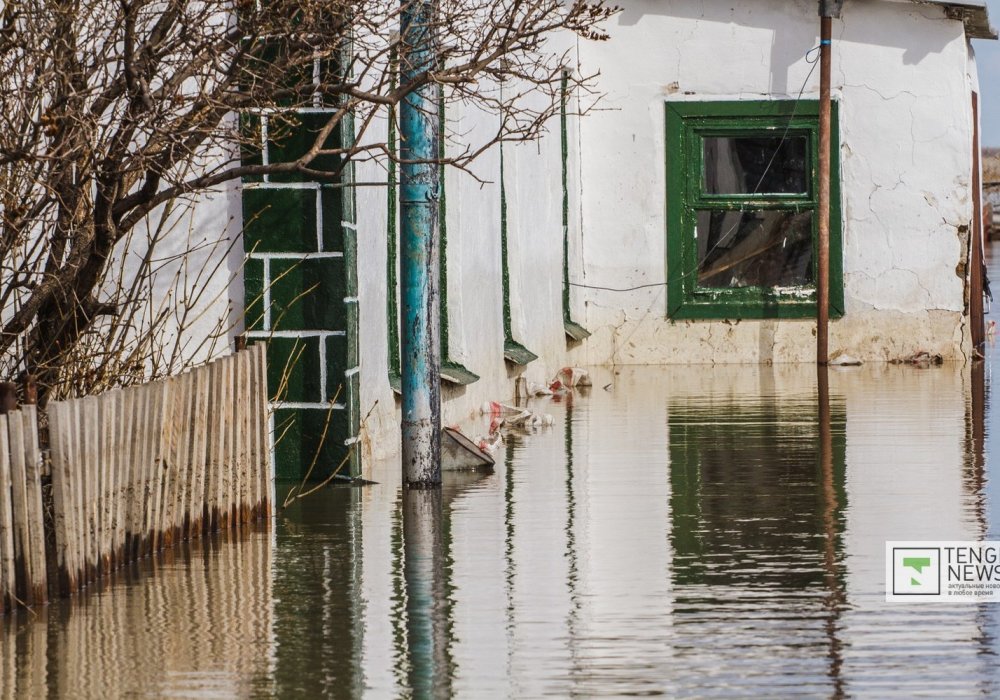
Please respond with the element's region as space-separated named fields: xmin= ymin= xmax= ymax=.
xmin=891 ymin=351 xmax=944 ymax=366
xmin=528 ymin=381 xmax=554 ymax=396
xmin=442 ymin=426 xmax=495 ymax=470
xmin=829 ymin=353 xmax=862 ymax=366
xmin=555 ymin=367 xmax=592 ymax=387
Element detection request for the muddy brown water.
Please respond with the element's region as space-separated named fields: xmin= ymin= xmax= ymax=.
xmin=2 ymin=246 xmax=999 ymax=698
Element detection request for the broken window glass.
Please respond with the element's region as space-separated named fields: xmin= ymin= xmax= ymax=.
xmin=695 ymin=210 xmax=813 ymax=289
xmin=702 ymin=136 xmax=809 ymax=195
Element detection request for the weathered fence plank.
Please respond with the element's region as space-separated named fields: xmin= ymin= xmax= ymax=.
xmin=189 ymin=369 xmax=207 ymax=538
xmin=208 ymin=360 xmax=223 ymax=532
xmin=113 ymin=390 xmax=129 ymax=569
xmin=21 ymin=404 xmax=47 ymax=603
xmin=83 ymin=396 xmax=100 ymax=582
xmin=146 ymin=381 xmax=166 ymax=554
xmin=256 ymin=343 xmax=272 ymax=518
xmin=7 ymin=411 xmax=34 ymax=605
xmin=49 ymin=402 xmax=76 ymax=595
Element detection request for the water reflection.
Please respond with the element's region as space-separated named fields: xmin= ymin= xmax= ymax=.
xmin=401 ymin=488 xmax=452 ymax=698
xmin=270 ymin=486 xmax=364 ymax=697
xmin=0 ymin=245 xmax=998 ymax=697
xmin=0 ymin=528 xmax=274 ymax=698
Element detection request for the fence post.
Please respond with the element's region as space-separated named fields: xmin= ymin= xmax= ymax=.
xmin=7 ymin=411 xmax=34 ymax=605
xmin=0 ymin=415 xmax=14 ymax=612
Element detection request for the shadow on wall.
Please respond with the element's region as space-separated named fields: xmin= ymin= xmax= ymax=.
xmin=616 ymin=0 xmax=951 ymax=95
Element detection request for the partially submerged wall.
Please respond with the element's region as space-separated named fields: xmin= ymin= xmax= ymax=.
xmin=574 ymin=0 xmax=979 ymax=364
xmin=157 ymin=1 xmax=983 ymax=474
xmin=349 ymin=0 xmax=983 ymax=470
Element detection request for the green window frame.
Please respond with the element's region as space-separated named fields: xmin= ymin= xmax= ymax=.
xmin=665 ymin=100 xmax=844 ymax=320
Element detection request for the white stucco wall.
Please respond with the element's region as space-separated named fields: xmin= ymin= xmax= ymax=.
xmin=352 ymin=1 xmax=986 ymax=468
xmin=355 ymin=64 xmax=588 ymax=464
xmin=574 ymin=0 xmax=980 ymax=365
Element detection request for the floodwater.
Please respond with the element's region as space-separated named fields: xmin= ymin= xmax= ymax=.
xmin=2 ymin=247 xmax=999 ymax=698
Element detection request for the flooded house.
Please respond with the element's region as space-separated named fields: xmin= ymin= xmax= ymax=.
xmin=986 ymin=147 xmax=1000 ymax=238
xmin=197 ymin=0 xmax=998 ymax=477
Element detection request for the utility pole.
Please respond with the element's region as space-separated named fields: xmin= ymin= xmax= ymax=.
xmin=817 ymin=0 xmax=841 ymax=365
xmin=399 ymin=0 xmax=442 ymax=487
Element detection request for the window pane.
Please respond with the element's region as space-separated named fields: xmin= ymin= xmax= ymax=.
xmin=702 ymin=136 xmax=808 ymax=195
xmin=696 ymin=210 xmax=813 ymax=289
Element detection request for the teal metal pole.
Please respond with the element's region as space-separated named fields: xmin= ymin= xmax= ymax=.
xmin=400 ymin=0 xmax=442 ymax=486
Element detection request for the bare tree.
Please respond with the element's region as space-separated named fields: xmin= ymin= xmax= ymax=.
xmin=0 ymin=0 xmax=615 ymax=403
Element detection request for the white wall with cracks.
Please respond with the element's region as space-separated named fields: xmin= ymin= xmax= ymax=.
xmin=572 ymin=0 xmax=984 ymax=366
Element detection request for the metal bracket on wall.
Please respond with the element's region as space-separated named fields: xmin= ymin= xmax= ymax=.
xmin=820 ymin=0 xmax=843 ymax=18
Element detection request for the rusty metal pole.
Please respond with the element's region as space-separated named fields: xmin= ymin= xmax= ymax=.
xmin=971 ymin=92 xmax=986 ymax=350
xmin=817 ymin=2 xmax=839 ymax=365
xmin=23 ymin=376 xmax=37 ymax=406
xmin=0 ymin=382 xmax=16 ymax=415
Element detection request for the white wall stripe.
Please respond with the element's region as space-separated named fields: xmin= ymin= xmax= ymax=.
xmin=243 ymin=182 xmax=321 ymax=191
xmin=245 ymin=106 xmax=342 ymax=116
xmin=262 ymin=257 xmax=272 ymax=331
xmin=249 ymin=252 xmax=343 ymax=260
xmin=274 ymin=402 xmax=347 ymax=411
xmin=246 ymin=330 xmax=346 ymax=338
xmin=315 ymin=184 xmax=325 ymax=252
xmin=319 ymin=335 xmax=328 ymax=403
xmin=261 ymin=115 xmax=270 ymax=183
xmin=268 ymin=412 xmax=277 ymax=484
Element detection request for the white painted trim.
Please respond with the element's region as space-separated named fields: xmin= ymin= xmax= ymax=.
xmin=316 ymin=183 xmax=325 ymax=251
xmin=248 ymin=252 xmax=343 ymax=260
xmin=245 ymin=107 xmax=343 ymax=116
xmin=319 ymin=335 xmax=328 ymax=402
xmin=243 ymin=181 xmax=321 ymax=191
xmin=274 ymin=402 xmax=347 ymax=410
xmin=261 ymin=116 xmax=270 ymax=185
xmin=262 ymin=257 xmax=271 ymax=330
xmin=246 ymin=330 xmax=346 ymax=338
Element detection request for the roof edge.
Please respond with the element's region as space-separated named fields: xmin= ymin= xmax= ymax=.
xmin=923 ymin=1 xmax=998 ymax=40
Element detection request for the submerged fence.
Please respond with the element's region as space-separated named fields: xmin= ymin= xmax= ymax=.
xmin=0 ymin=343 xmax=273 ymax=607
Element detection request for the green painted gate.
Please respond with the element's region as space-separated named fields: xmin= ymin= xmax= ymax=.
xmin=242 ymin=112 xmax=360 ymax=481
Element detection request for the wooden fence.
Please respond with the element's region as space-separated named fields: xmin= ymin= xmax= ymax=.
xmin=0 ymin=343 xmax=273 ymax=607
